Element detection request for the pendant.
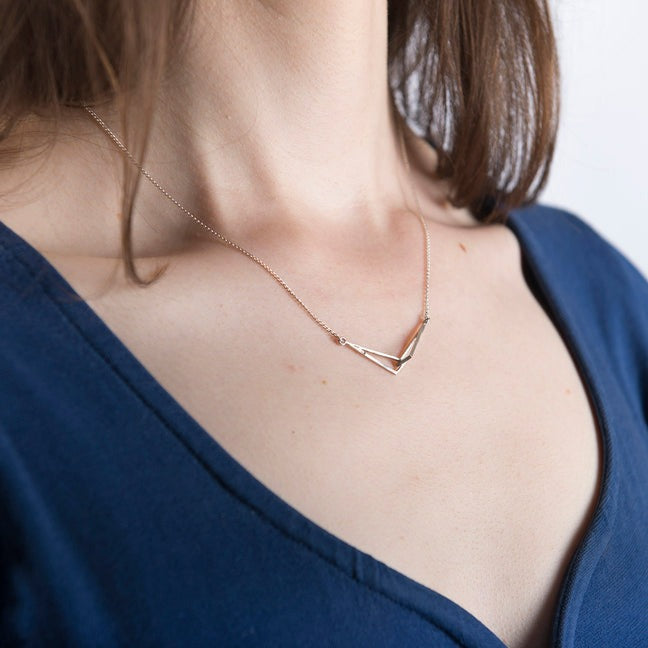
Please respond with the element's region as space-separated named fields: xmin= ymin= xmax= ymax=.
xmin=338 ymin=316 xmax=429 ymax=375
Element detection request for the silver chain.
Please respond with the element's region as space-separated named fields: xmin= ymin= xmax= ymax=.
xmin=83 ymin=104 xmax=431 ymax=345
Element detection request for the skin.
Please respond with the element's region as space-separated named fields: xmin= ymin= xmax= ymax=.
xmin=1 ymin=2 xmax=603 ymax=647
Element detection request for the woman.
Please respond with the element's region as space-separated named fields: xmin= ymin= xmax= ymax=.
xmin=0 ymin=1 xmax=646 ymax=647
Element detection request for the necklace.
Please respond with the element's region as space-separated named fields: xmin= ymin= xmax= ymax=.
xmin=83 ymin=105 xmax=431 ymax=376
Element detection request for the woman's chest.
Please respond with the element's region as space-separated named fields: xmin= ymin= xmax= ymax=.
xmin=66 ymin=259 xmax=602 ymax=648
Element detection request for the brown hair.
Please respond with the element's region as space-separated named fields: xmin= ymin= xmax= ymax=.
xmin=0 ymin=0 xmax=559 ymax=284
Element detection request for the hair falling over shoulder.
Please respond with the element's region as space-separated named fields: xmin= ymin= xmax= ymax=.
xmin=0 ymin=0 xmax=559 ymax=283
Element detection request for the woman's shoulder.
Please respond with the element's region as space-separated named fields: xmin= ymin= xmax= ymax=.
xmin=508 ymin=201 xmax=648 ymax=353
xmin=510 ymin=202 xmax=648 ymax=415
xmin=0 ymin=218 xmax=83 ymax=382
xmin=0 ymin=218 xmax=64 ymax=319
xmin=509 ymin=201 xmax=648 ymax=305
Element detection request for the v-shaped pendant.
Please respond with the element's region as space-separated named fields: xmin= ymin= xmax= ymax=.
xmin=338 ymin=316 xmax=429 ymax=375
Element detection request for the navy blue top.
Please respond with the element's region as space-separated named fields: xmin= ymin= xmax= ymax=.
xmin=0 ymin=204 xmax=647 ymax=648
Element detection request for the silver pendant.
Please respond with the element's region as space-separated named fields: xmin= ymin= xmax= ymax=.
xmin=338 ymin=317 xmax=429 ymax=375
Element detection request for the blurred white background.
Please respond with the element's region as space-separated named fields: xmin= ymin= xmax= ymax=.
xmin=544 ymin=0 xmax=648 ymax=277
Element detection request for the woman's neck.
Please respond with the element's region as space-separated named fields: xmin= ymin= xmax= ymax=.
xmin=145 ymin=0 xmax=421 ymax=240
xmin=3 ymin=1 xmax=469 ymax=263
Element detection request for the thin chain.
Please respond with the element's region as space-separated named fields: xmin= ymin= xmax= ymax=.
xmin=83 ymin=104 xmax=431 ymax=344
xmin=397 ymin=119 xmax=432 ymax=323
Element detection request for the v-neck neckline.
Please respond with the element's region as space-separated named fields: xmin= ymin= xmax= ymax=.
xmin=0 ymin=206 xmax=619 ymax=648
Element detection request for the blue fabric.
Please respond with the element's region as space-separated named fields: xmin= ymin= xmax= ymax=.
xmin=0 ymin=203 xmax=646 ymax=648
